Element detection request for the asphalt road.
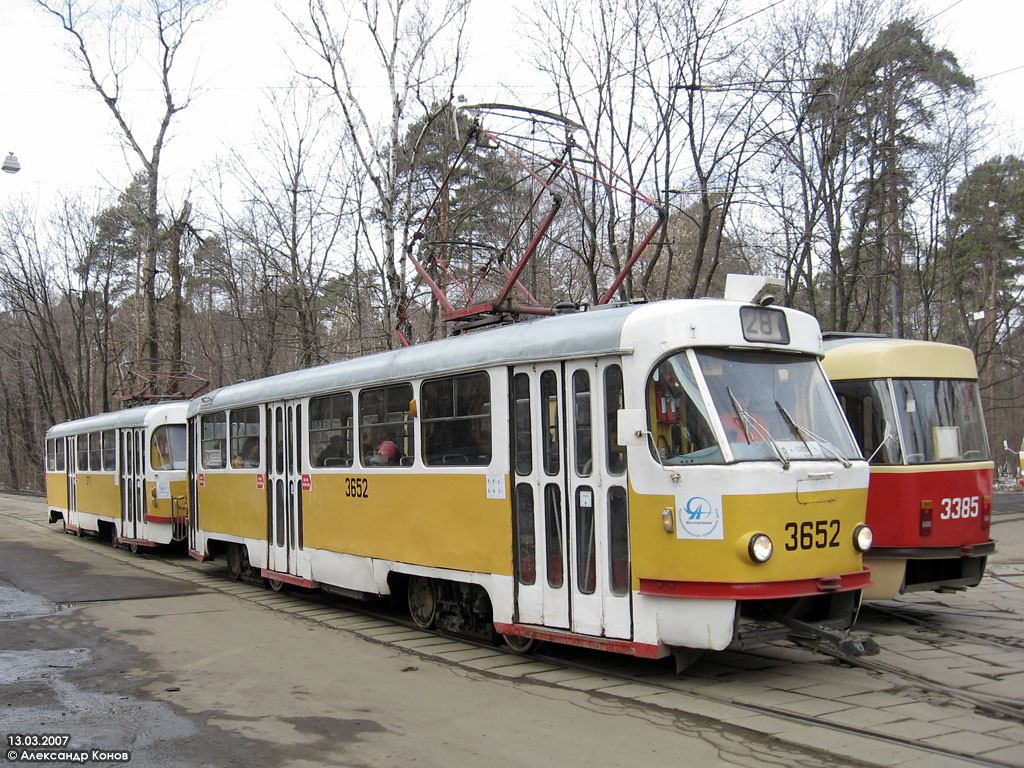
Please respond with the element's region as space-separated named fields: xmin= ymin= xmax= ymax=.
xmin=0 ymin=496 xmax=858 ymax=768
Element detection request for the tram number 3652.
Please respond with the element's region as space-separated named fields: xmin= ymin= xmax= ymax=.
xmin=940 ymin=496 xmax=980 ymax=520
xmin=345 ymin=477 xmax=369 ymax=499
xmin=784 ymin=520 xmax=840 ymax=551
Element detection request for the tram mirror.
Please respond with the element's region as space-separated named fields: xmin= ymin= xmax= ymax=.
xmin=617 ymin=409 xmax=647 ymax=447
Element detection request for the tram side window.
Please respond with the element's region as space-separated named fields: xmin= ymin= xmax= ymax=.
xmin=101 ymin=429 xmax=116 ymax=471
xmin=421 ymin=372 xmax=491 ymax=466
xmin=832 ymin=380 xmax=901 ymax=464
xmin=360 ymin=383 xmax=415 ymax=467
xmin=230 ymin=407 xmax=261 ymax=469
xmin=605 ymin=365 xmax=626 ymax=475
xmin=513 ymin=373 xmax=532 ymax=475
xmin=77 ymin=436 xmax=89 ymax=472
xmin=514 ymin=484 xmax=536 ymax=586
xmin=647 ymin=354 xmax=722 ymax=465
xmin=608 ymin=487 xmax=629 ymax=596
xmin=151 ymin=425 xmax=187 ymax=470
xmin=55 ymin=438 xmax=65 ymax=472
xmin=89 ymin=432 xmax=102 ymax=471
xmin=201 ymin=413 xmax=227 ymax=469
xmin=310 ymin=392 xmax=354 ymax=468
xmin=45 ymin=439 xmax=55 ymax=472
xmin=573 ymin=370 xmax=592 ymax=476
xmin=540 ymin=370 xmax=561 ymax=475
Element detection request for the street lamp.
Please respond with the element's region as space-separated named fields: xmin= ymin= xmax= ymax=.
xmin=2 ymin=152 xmax=21 ymax=174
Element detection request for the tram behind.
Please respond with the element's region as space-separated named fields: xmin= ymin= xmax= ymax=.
xmin=44 ymin=402 xmax=190 ymax=550
xmin=822 ymin=337 xmax=994 ymax=600
xmin=188 ymin=297 xmax=872 ymax=660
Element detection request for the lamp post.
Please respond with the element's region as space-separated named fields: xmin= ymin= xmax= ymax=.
xmin=2 ymin=152 xmax=21 ymax=174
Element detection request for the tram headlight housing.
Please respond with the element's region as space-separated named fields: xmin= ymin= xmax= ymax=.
xmin=747 ymin=533 xmax=773 ymax=563
xmin=853 ymin=524 xmax=873 ymax=553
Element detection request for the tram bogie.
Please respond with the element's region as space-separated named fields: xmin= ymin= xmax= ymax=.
xmin=822 ymin=336 xmax=995 ymax=600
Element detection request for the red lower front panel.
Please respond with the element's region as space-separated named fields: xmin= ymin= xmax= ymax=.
xmin=867 ymin=464 xmax=993 ymax=548
xmin=638 ymin=568 xmax=873 ymax=600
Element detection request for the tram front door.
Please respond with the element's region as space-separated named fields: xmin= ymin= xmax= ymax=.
xmin=120 ymin=428 xmax=146 ymax=543
xmin=266 ymin=401 xmax=304 ymax=580
xmin=510 ymin=359 xmax=633 ymax=640
xmin=66 ymin=436 xmax=79 ymax=532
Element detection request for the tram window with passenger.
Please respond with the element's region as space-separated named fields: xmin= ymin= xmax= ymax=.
xmin=229 ymin=407 xmax=261 ymax=469
xmin=201 ymin=412 xmax=227 ymax=469
xmin=421 ymin=372 xmax=491 ymax=466
xmin=309 ymin=392 xmax=354 ymax=467
xmin=360 ymin=383 xmax=414 ymax=466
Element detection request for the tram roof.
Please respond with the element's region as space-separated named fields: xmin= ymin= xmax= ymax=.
xmin=190 ymin=302 xmax=647 ymax=415
xmin=190 ymin=298 xmax=826 ymax=415
xmin=821 ymin=336 xmax=979 ymax=381
xmin=46 ymin=400 xmax=190 ymax=439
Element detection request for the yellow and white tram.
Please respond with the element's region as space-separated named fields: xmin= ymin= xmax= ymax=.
xmin=45 ymin=402 xmax=190 ymax=550
xmin=187 ymin=296 xmax=873 ymax=659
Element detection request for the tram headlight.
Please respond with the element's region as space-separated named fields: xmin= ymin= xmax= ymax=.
xmin=853 ymin=524 xmax=873 ymax=553
xmin=747 ymin=533 xmax=773 ymax=563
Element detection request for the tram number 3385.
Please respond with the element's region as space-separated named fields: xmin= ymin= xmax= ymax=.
xmin=784 ymin=520 xmax=840 ymax=551
xmin=940 ymin=496 xmax=980 ymax=520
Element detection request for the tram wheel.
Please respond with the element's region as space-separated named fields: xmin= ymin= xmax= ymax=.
xmin=407 ymin=576 xmax=437 ymax=629
xmin=501 ymin=633 xmax=538 ymax=654
xmin=266 ymin=577 xmax=287 ymax=593
xmin=226 ymin=544 xmax=242 ymax=581
xmin=129 ymin=543 xmax=140 ymax=555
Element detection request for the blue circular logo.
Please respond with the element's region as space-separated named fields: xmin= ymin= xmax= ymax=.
xmin=678 ymin=496 xmax=721 ymax=538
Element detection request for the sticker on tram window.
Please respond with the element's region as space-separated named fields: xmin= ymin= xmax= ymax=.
xmin=739 ymin=306 xmax=790 ymax=344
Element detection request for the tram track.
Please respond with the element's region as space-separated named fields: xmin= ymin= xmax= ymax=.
xmin=88 ymin=546 xmax=1024 ymax=766
xmin=6 ymin=505 xmax=1024 ymax=768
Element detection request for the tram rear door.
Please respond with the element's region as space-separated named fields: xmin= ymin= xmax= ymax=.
xmin=66 ymin=436 xmax=80 ymax=531
xmin=266 ymin=401 xmax=303 ymax=579
xmin=510 ymin=360 xmax=632 ymax=640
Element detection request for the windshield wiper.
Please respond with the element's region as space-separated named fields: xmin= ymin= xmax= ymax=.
xmin=775 ymin=401 xmax=853 ymax=468
xmin=727 ymin=388 xmax=790 ymax=470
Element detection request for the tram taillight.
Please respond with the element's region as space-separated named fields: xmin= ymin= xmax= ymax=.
xmin=919 ymin=500 xmax=933 ymax=537
xmin=981 ymin=495 xmax=992 ymax=532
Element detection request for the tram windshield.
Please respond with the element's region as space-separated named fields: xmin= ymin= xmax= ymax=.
xmin=648 ymin=349 xmax=860 ymax=465
xmin=151 ymin=424 xmax=187 ymax=470
xmin=891 ymin=379 xmax=988 ymax=464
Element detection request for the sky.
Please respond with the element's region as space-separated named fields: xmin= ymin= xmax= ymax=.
xmin=0 ymin=0 xmax=1021 ymax=211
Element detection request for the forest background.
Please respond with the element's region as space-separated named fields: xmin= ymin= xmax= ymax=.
xmin=1 ymin=0 xmax=1022 ymax=490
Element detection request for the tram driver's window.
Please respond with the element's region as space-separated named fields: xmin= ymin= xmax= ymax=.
xmin=421 ymin=372 xmax=491 ymax=466
xmin=151 ymin=425 xmax=187 ymax=471
xmin=310 ymin=392 xmax=354 ymax=468
xmin=646 ymin=354 xmax=721 ymax=464
xmin=201 ymin=412 xmax=227 ymax=469
xmin=359 ymin=383 xmax=415 ymax=467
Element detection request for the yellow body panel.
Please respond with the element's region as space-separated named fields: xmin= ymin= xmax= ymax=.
xmin=74 ymin=473 xmax=120 ymax=519
xmin=304 ymin=473 xmax=513 ymax=577
xmin=147 ymin=479 xmax=190 ymax=520
xmin=46 ymin=472 xmax=68 ymax=510
xmin=629 ymin=486 xmax=868 ymax=585
xmin=197 ymin=473 xmax=267 ymax=539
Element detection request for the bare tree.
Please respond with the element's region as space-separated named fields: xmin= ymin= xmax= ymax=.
xmin=35 ymin=0 xmax=221 ymax=366
xmin=292 ymin=0 xmax=470 ymax=346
